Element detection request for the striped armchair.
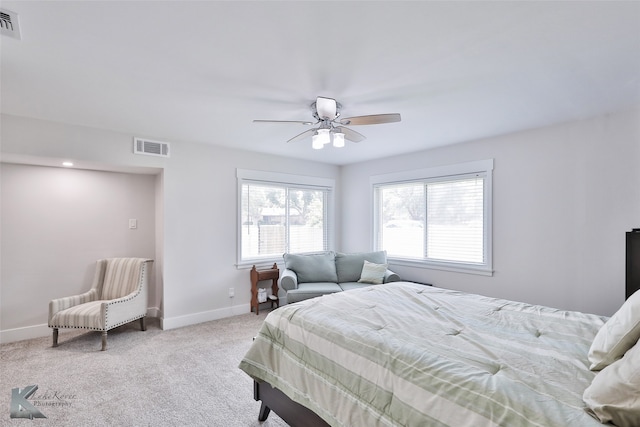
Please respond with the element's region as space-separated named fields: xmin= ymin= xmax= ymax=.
xmin=48 ymin=258 xmax=153 ymax=351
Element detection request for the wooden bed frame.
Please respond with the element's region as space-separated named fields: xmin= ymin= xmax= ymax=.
xmin=254 ymin=380 xmax=329 ymax=427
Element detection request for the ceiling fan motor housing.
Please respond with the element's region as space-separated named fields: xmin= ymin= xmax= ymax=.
xmin=313 ymin=96 xmax=340 ymax=121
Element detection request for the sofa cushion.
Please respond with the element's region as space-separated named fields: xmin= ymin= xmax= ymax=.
xmin=284 ymin=252 xmax=338 ymax=284
xmin=287 ymin=282 xmax=342 ymax=303
xmin=335 ymin=251 xmax=387 ymax=283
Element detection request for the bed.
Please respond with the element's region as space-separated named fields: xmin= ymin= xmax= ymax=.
xmin=239 ymin=281 xmax=639 ymax=427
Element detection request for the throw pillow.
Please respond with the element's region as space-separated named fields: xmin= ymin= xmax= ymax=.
xmin=588 ymin=289 xmax=640 ymax=371
xmin=583 ymin=342 xmax=640 ymax=427
xmin=357 ymin=260 xmax=388 ymax=284
xmin=283 ymin=252 xmax=338 ymax=284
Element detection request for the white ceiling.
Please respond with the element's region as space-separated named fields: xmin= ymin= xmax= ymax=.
xmin=2 ymin=1 xmax=639 ymax=166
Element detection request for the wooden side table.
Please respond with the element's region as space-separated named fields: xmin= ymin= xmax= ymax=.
xmin=250 ymin=263 xmax=280 ymax=315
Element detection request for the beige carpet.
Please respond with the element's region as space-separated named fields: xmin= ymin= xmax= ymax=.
xmin=0 ymin=313 xmax=288 ymax=426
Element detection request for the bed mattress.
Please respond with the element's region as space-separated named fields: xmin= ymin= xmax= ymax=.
xmin=239 ymin=281 xmax=608 ymax=427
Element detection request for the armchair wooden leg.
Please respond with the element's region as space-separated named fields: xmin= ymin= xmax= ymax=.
xmin=140 ymin=317 xmax=146 ymax=331
xmin=52 ymin=328 xmax=58 ymax=347
xmin=101 ymin=331 xmax=107 ymax=351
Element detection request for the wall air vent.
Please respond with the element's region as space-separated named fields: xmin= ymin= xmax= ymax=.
xmin=0 ymin=9 xmax=21 ymax=40
xmin=133 ymin=138 xmax=170 ymax=158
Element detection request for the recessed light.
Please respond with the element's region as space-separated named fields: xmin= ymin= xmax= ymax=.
xmin=62 ymin=161 xmax=74 ymax=167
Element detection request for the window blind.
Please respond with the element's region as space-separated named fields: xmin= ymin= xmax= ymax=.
xmin=375 ymin=173 xmax=487 ymax=267
xmin=240 ymin=181 xmax=329 ymax=263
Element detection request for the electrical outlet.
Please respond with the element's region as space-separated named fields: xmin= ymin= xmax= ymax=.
xmin=228 ymin=287 xmax=235 ymax=298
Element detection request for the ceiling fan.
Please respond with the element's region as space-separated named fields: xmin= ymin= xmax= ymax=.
xmin=253 ymin=96 xmax=401 ymax=149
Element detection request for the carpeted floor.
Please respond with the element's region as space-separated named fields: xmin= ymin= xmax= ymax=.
xmin=0 ymin=313 xmax=288 ymax=426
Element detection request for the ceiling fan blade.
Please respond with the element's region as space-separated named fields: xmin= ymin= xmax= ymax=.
xmin=339 ymin=113 xmax=401 ymax=126
xmin=254 ymin=119 xmax=316 ymax=125
xmin=287 ymin=128 xmax=316 ymax=143
xmin=335 ymin=126 xmax=366 ymax=143
xmin=315 ymin=96 xmax=338 ymax=120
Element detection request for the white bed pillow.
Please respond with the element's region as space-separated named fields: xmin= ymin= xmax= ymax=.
xmin=357 ymin=260 xmax=388 ymax=284
xmin=588 ymin=289 xmax=640 ymax=371
xmin=583 ymin=342 xmax=640 ymax=427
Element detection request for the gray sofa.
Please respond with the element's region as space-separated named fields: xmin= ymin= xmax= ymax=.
xmin=279 ymin=251 xmax=400 ymax=304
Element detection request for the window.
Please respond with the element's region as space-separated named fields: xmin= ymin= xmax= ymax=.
xmin=372 ymin=160 xmax=493 ymax=275
xmin=237 ymin=169 xmax=334 ymax=266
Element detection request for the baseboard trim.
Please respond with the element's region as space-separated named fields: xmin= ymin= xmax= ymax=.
xmin=0 ymin=323 xmax=51 ymax=344
xmin=0 ymin=307 xmax=162 ymax=344
xmin=147 ymin=306 xmax=161 ymax=318
xmin=160 ymin=303 xmax=249 ymax=330
xmin=0 ymin=305 xmax=254 ymax=343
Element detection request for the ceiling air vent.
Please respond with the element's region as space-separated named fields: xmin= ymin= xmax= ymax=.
xmin=133 ymin=138 xmax=170 ymax=158
xmin=0 ymin=9 xmax=21 ymax=40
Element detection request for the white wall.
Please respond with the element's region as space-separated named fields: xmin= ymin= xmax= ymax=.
xmin=2 ymin=107 xmax=637 ymax=343
xmin=159 ymin=138 xmax=340 ymax=328
xmin=0 ymin=114 xmax=340 ymax=342
xmin=341 ymin=108 xmax=640 ymax=316
xmin=0 ymin=164 xmax=157 ymax=341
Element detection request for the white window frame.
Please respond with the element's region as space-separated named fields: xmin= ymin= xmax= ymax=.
xmin=371 ymin=159 xmax=493 ymax=276
xmin=236 ymin=169 xmax=335 ymax=268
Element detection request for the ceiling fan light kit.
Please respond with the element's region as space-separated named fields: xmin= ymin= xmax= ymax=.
xmin=332 ymin=131 xmax=345 ymax=148
xmin=312 ymin=128 xmax=345 ymax=150
xmin=312 ymin=130 xmax=327 ymax=149
xmin=254 ymin=96 xmax=401 ymax=150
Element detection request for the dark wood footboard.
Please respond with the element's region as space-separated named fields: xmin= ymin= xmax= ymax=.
xmin=253 ymin=380 xmax=330 ymax=427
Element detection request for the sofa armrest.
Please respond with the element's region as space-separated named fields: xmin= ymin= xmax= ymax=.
xmin=279 ymin=268 xmax=299 ymax=291
xmin=383 ymin=269 xmax=400 ymax=283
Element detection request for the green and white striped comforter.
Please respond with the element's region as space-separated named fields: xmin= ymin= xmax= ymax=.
xmin=239 ymin=282 xmax=608 ymax=427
